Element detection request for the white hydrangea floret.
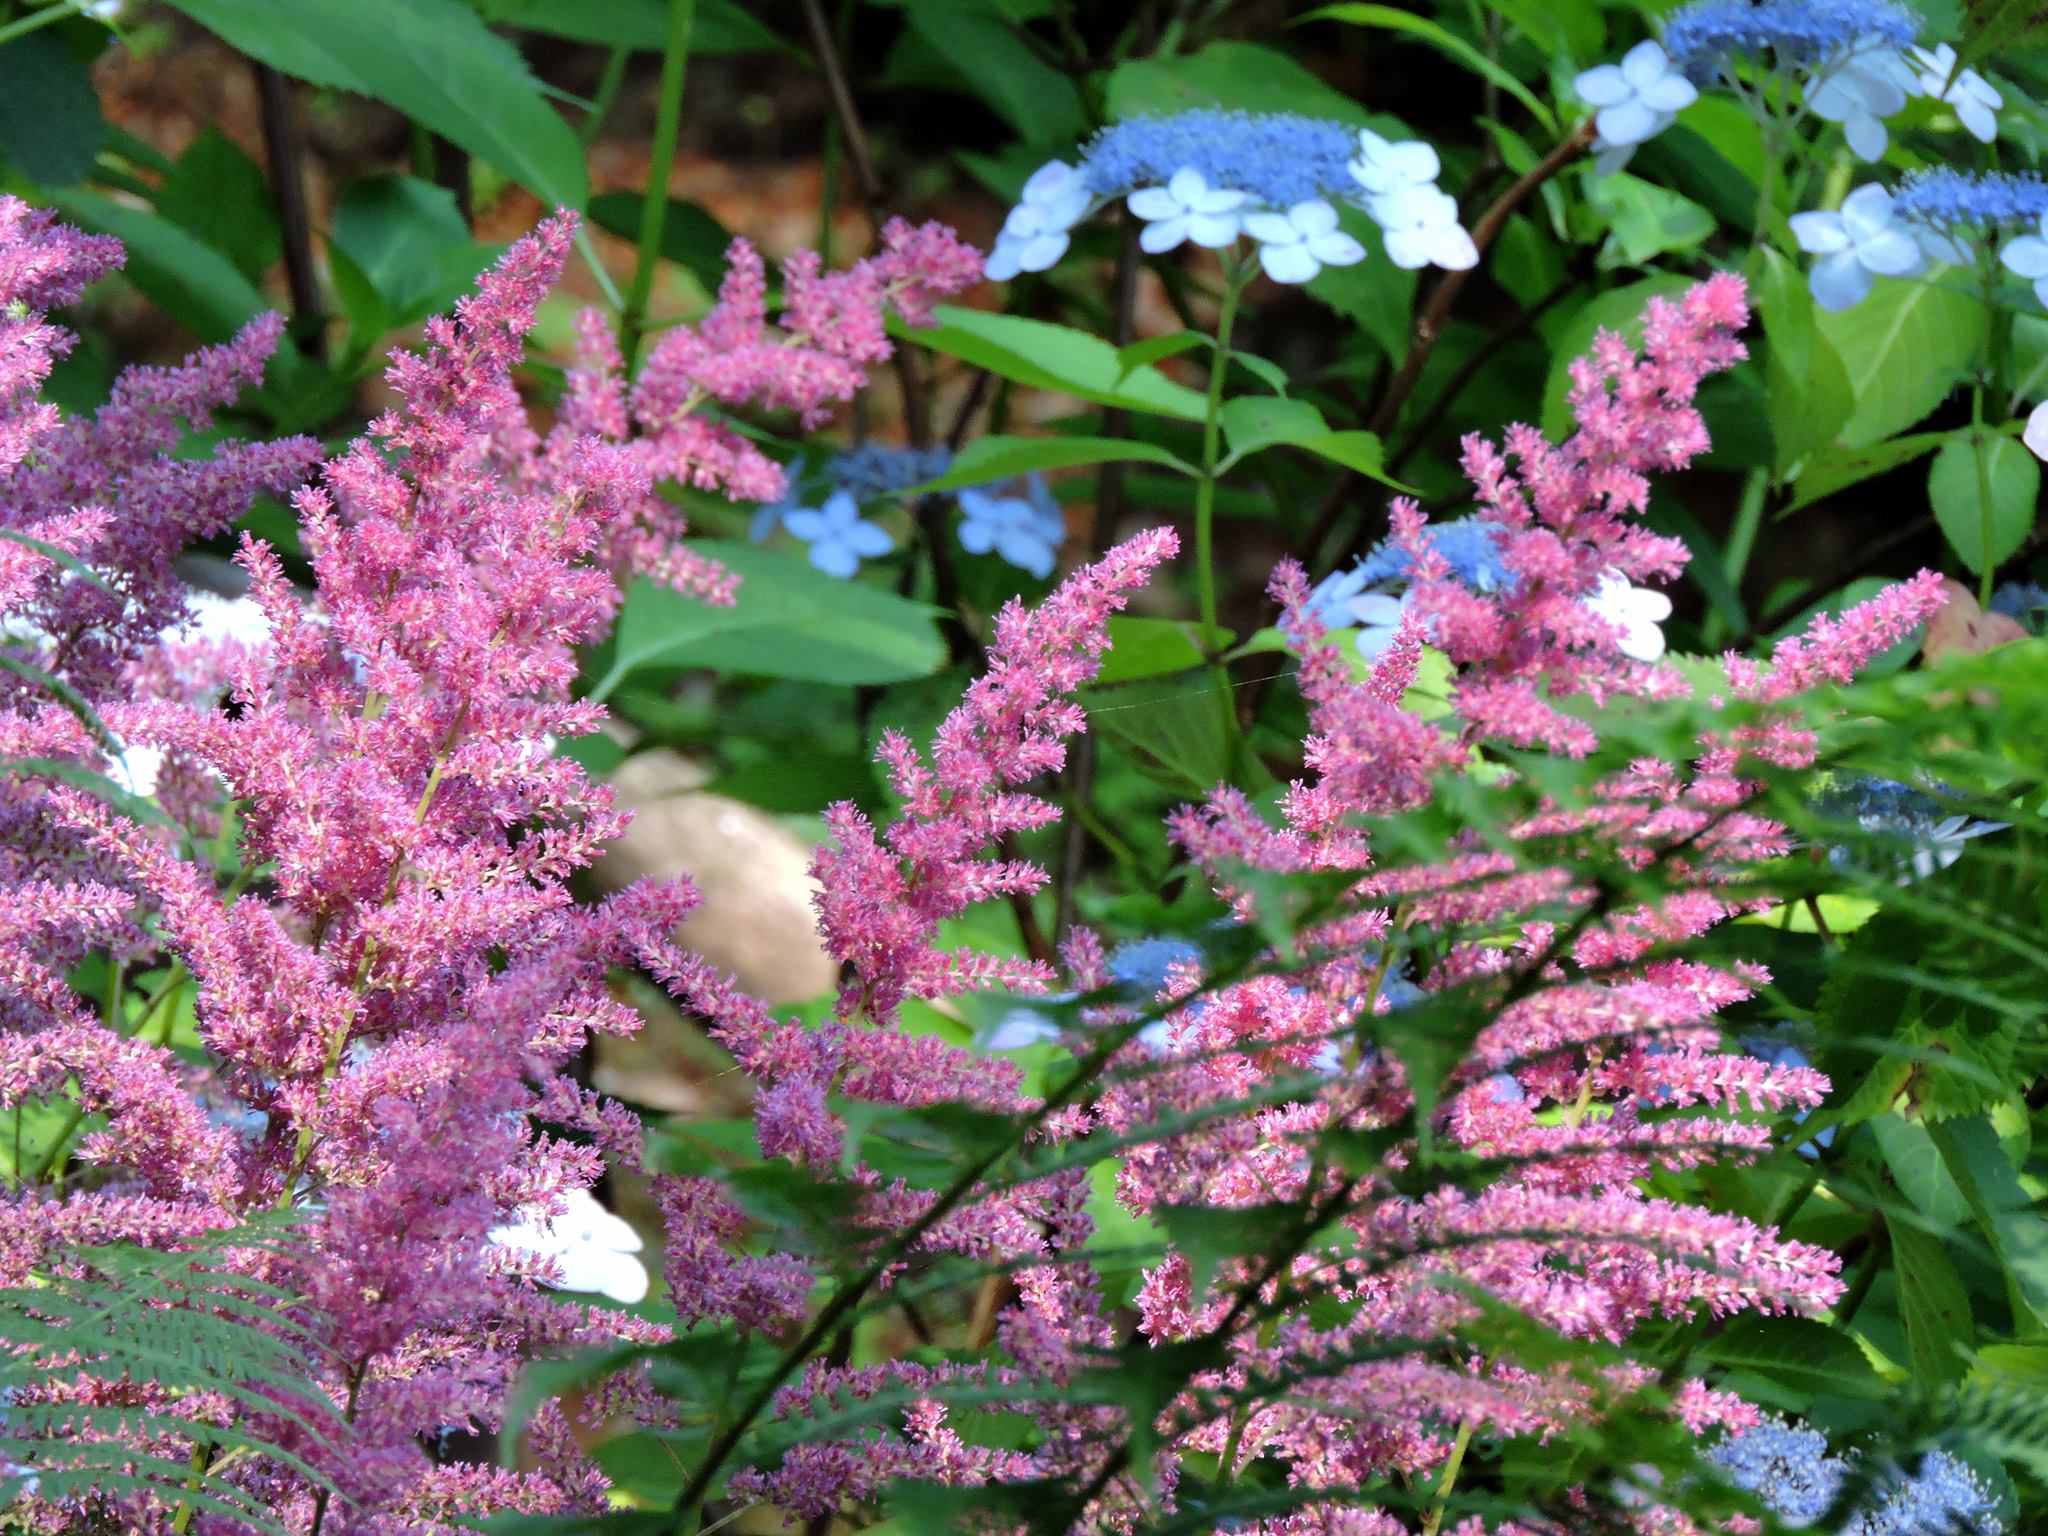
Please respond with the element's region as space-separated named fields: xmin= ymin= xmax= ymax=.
xmin=1127 ymin=168 xmax=1249 ymax=253
xmin=1789 ymin=184 xmax=1927 ymax=312
xmin=1586 ymin=571 xmax=1672 ymax=663
xmin=1242 ymin=199 xmax=1367 ymax=284
xmin=985 ymin=160 xmax=1093 ymax=281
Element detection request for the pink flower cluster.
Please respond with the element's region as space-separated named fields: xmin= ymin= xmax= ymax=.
xmin=582 ymin=218 xmax=981 ymax=504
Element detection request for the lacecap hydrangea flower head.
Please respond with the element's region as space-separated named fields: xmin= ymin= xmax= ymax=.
xmin=985 ymin=108 xmax=1476 ymax=285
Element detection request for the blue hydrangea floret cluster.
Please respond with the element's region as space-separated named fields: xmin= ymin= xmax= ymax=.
xmin=984 ymin=109 xmax=1476 ymax=287
xmin=1662 ymin=0 xmax=1919 ymax=75
xmin=1709 ymin=1417 xmax=2004 ymax=1536
xmin=1894 ymin=168 xmax=2048 ymax=229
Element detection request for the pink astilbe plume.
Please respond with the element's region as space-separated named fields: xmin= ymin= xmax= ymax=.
xmin=1132 ymin=276 xmax=1945 ymax=1531
xmin=0 ymin=208 xmax=765 ymax=1530
xmin=0 ymin=194 xmax=120 ymax=476
xmin=596 ymin=218 xmax=982 ymax=503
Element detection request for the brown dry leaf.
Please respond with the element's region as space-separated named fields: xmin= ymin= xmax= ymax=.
xmin=1923 ymin=577 xmax=2028 ymax=661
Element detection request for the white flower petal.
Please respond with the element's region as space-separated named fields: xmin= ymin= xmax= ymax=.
xmin=1138 ymin=216 xmax=1189 ymax=254
xmin=1240 ymin=210 xmax=1299 ymax=244
xmin=1166 ymin=167 xmax=1211 ymax=206
xmin=1425 ymin=224 xmax=1480 ymax=271
xmin=1290 ymin=198 xmax=1340 ymax=236
xmin=1258 ymin=240 xmax=1321 ymax=284
xmin=1809 ymin=250 xmax=1875 ymax=312
xmin=2007 ymin=235 xmax=2048 ymax=280
xmin=1788 ymin=210 xmax=1850 ymax=255
xmin=1017 ymin=230 xmax=1070 ymax=272
xmin=1595 ymin=97 xmax=1661 ymax=148
xmin=1127 ymin=186 xmax=1179 ymax=220
xmin=1185 ymin=210 xmax=1243 ymax=248
xmin=1839 ymin=183 xmax=1897 ymax=240
xmin=1637 ymin=73 xmax=1698 ymax=112
xmin=1307 ymin=231 xmax=1366 ymax=267
xmin=1382 ymin=140 xmax=1441 ymax=182
xmin=1619 ymin=40 xmax=1672 ymax=88
xmin=1573 ymin=62 xmax=1632 ymax=106
xmin=1843 ymin=109 xmax=1888 ymax=162
xmin=1857 ymin=228 xmax=1926 ymax=277
xmin=2024 ymin=401 xmax=2048 ymax=463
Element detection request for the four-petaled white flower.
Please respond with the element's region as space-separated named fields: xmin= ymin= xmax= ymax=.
xmin=1910 ymin=43 xmax=2002 ymax=143
xmin=1347 ymin=129 xmax=1442 ymax=223
xmin=1377 ymin=186 xmax=1479 ymax=271
xmin=1128 ymin=168 xmax=1249 ymax=253
xmin=1574 ymin=41 xmax=1697 ymax=176
xmin=786 ymin=489 xmax=893 ymax=579
xmin=2002 ymin=215 xmax=2048 ymax=307
xmin=490 ymin=1187 xmax=649 ymax=1305
xmin=1806 ymin=37 xmax=1918 ymax=161
xmin=1788 ymin=184 xmax=1927 ymax=313
xmin=1243 ymin=199 xmax=1367 ymax=283
xmin=1586 ymin=571 xmax=1672 ymax=662
xmin=985 ymin=160 xmax=1093 ymax=281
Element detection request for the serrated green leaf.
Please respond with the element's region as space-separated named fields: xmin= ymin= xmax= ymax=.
xmin=914 ymin=435 xmax=1195 ymax=493
xmin=904 ymin=307 xmax=1210 ymax=419
xmin=1818 ymin=277 xmax=1984 ymax=449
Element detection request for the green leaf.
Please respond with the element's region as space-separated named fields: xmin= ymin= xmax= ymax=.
xmin=1818 ymin=277 xmax=1985 ymax=449
xmin=903 ymin=2 xmax=1084 ymax=144
xmin=0 ymin=756 xmax=177 ymax=830
xmin=1299 ymin=5 xmax=1556 ymax=131
xmin=1871 ymin=1113 xmax=1970 ymax=1231
xmin=162 ymin=0 xmax=587 ymax=209
xmin=914 ymin=435 xmax=1195 ymax=492
xmin=1930 ymin=1115 xmax=2048 ymax=1326
xmin=1927 ymin=431 xmax=2039 ymax=575
xmin=1484 ymin=0 xmax=1603 ymax=57
xmin=1219 ymin=396 xmax=1405 ymax=485
xmin=905 ymin=307 xmax=1210 ymax=420
xmin=587 ymin=191 xmax=732 ymax=291
xmin=1586 ymin=173 xmax=1716 ymax=267
xmin=1117 ymin=331 xmax=1209 ymax=378
xmin=1105 ymin=40 xmax=1376 ymax=124
xmin=1699 ymin=1316 xmax=1886 ymax=1405
xmin=1095 ymin=617 xmax=1229 ymax=685
xmin=330 ymin=176 xmax=495 ymax=331
xmin=1888 ymin=1214 xmax=1975 ymax=1390
xmin=585 ymin=543 xmax=946 ymax=697
xmin=155 ymin=127 xmax=283 ymax=285
xmin=46 ymin=189 xmax=268 ymax=343
xmin=475 ymin=0 xmax=787 ymax=53
xmin=1782 ymin=431 xmax=1947 ymax=514
xmin=0 ymin=31 xmax=103 ymax=186
xmin=1756 ymin=246 xmax=1854 ymax=481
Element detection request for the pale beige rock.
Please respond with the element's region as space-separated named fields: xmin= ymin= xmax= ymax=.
xmin=595 ymin=748 xmax=837 ymax=1007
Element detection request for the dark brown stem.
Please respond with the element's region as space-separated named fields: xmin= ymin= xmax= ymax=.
xmin=431 ymin=134 xmax=473 ymax=230
xmin=1385 ymin=270 xmax=1580 ymax=477
xmin=1366 ymin=118 xmax=1596 ymax=438
xmin=252 ymin=63 xmax=325 ymax=361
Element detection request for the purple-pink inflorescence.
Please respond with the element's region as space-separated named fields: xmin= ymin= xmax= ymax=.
xmin=0 ymin=189 xmax=1956 ymax=1535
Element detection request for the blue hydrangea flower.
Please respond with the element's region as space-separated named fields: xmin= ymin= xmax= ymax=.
xmin=1080 ymin=110 xmax=1361 ymax=208
xmin=1856 ymin=1449 xmax=2004 ymax=1536
xmin=1791 ymin=184 xmax=1931 ymax=312
xmin=978 ymin=991 xmax=1079 ymax=1052
xmin=829 ymin=443 xmax=954 ymax=498
xmin=957 ymin=473 xmax=1065 ymax=579
xmin=1818 ymin=775 xmax=2008 ymax=882
xmin=1989 ymin=581 xmax=2048 ymax=632
xmin=1354 ymin=516 xmax=1514 ymax=592
xmin=1709 ymin=1417 xmax=1848 ymax=1526
xmin=785 ymin=489 xmax=893 ymax=579
xmin=1663 ymin=0 xmax=1918 ymax=77
xmin=1894 ymin=168 xmax=2048 ymax=230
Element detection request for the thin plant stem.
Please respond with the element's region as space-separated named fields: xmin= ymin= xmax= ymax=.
xmin=1421 ymin=1417 xmax=1476 ymax=1536
xmin=622 ymin=0 xmax=698 ymax=372
xmin=0 ymin=0 xmax=83 ymax=49
xmin=1972 ymin=379 xmax=1997 ymax=607
xmin=1198 ymin=256 xmax=1250 ymax=783
xmin=578 ymin=45 xmax=630 ymax=152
